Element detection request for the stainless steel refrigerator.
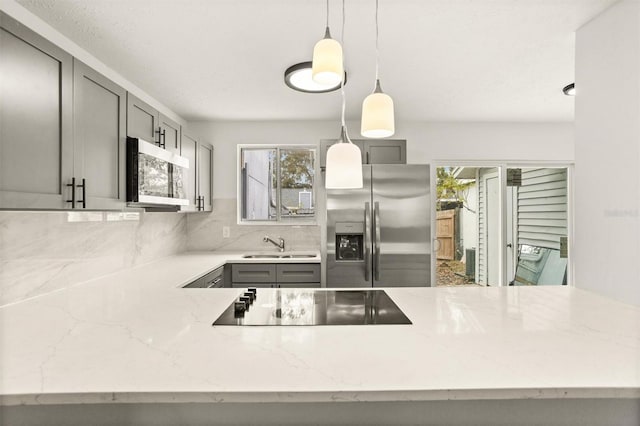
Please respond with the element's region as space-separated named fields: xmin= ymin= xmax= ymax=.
xmin=325 ymin=164 xmax=431 ymax=287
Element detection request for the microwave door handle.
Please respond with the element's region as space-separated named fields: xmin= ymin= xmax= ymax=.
xmin=364 ymin=202 xmax=371 ymax=282
xmin=374 ymin=201 xmax=381 ymax=282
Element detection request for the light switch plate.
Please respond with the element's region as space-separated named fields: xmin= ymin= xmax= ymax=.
xmin=223 ymin=226 xmax=230 ymax=238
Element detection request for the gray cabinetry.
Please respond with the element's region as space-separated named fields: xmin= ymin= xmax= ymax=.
xmin=0 ymin=12 xmax=73 ymax=209
xmin=231 ymin=263 xmax=320 ymax=288
xmin=126 ymin=93 xmax=159 ymax=143
xmin=183 ymin=266 xmax=224 ymax=288
xmin=180 ymin=131 xmax=213 ymax=213
xmin=198 ymin=143 xmax=214 ymax=212
xmin=320 ymin=139 xmax=406 ymax=170
xmin=180 ymin=132 xmax=199 ymax=212
xmin=159 ymin=113 xmax=181 ymax=155
xmin=73 ymin=59 xmax=126 ymax=210
xmin=127 ymin=94 xmax=181 ymax=155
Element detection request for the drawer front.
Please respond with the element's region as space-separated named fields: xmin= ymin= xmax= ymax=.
xmin=183 ymin=277 xmax=206 ymax=288
xmin=277 ymin=282 xmax=320 ymax=288
xmin=276 ymin=264 xmax=321 ymax=283
xmin=231 ymin=283 xmax=274 ymax=289
xmin=232 ymin=264 xmax=277 ymax=283
xmin=202 ymin=266 xmax=224 ymax=288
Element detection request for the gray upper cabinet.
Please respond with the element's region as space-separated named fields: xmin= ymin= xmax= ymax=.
xmin=181 ymin=130 xmax=214 ymax=213
xmin=364 ymin=139 xmax=407 ymax=164
xmin=319 ymin=139 xmax=406 ymax=170
xmin=159 ymin=114 xmax=181 ymax=155
xmin=198 ymin=143 xmax=214 ymax=212
xmin=73 ymin=59 xmax=126 ymax=210
xmin=0 ymin=12 xmax=73 ymax=209
xmin=126 ymin=93 xmax=159 ymax=143
xmin=180 ymin=131 xmax=199 ymax=212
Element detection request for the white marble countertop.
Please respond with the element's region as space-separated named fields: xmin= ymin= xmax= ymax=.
xmin=1 ymin=251 xmax=639 ymax=406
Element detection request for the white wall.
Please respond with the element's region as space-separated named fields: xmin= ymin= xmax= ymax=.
xmin=574 ymin=0 xmax=640 ymax=305
xmin=188 ymin=120 xmax=574 ymax=199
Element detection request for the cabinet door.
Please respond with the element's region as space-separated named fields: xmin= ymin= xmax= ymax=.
xmin=126 ymin=93 xmax=159 ymax=143
xmin=198 ymin=143 xmax=214 ymax=212
xmin=73 ymin=59 xmax=126 ymax=210
xmin=231 ymin=264 xmax=276 ymax=283
xmin=180 ymin=132 xmax=199 ymax=212
xmin=0 ymin=12 xmax=73 ymax=209
xmin=363 ymin=139 xmax=406 ymax=164
xmin=159 ymin=113 xmax=181 ymax=155
xmin=276 ymin=264 xmax=321 ymax=283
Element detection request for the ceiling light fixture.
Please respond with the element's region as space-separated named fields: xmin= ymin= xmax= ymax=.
xmin=563 ymin=83 xmax=575 ymax=96
xmin=325 ymin=0 xmax=363 ymax=190
xmin=284 ymin=61 xmax=347 ymax=93
xmin=312 ymin=0 xmax=344 ymax=86
xmin=361 ymin=0 xmax=395 ymax=138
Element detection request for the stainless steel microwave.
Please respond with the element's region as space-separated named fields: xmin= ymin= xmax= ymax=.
xmin=126 ymin=137 xmax=189 ymax=208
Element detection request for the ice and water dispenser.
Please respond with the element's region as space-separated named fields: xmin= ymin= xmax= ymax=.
xmin=335 ymin=222 xmax=364 ymax=261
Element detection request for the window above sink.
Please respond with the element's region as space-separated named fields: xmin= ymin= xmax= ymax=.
xmin=238 ymin=145 xmax=316 ymax=225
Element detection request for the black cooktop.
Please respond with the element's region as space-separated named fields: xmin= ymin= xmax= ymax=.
xmin=212 ymin=289 xmax=412 ymax=326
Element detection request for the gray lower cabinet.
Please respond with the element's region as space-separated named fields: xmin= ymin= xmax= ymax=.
xmin=0 ymin=12 xmax=73 ymax=209
xmin=180 ymin=131 xmax=213 ymax=213
xmin=320 ymin=139 xmax=406 ymax=170
xmin=231 ymin=264 xmax=320 ymax=288
xmin=72 ymin=59 xmax=126 ymax=210
xmin=183 ymin=266 xmax=224 ymax=288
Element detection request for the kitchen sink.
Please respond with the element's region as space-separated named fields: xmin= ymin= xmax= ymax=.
xmin=242 ymin=253 xmax=317 ymax=259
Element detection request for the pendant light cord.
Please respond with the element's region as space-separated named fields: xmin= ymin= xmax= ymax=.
xmin=325 ymin=0 xmax=329 ymax=29
xmin=375 ymin=0 xmax=379 ymax=82
xmin=340 ymin=0 xmax=347 ymax=132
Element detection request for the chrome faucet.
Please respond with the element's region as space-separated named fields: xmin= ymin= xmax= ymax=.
xmin=263 ymin=235 xmax=285 ymax=252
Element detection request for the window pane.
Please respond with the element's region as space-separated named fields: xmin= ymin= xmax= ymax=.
xmin=241 ymin=148 xmax=277 ymax=221
xmin=279 ymin=149 xmax=315 ymax=220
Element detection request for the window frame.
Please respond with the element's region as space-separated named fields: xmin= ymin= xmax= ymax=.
xmin=237 ymin=144 xmax=317 ymax=225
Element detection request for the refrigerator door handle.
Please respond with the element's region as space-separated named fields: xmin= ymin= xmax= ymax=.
xmin=364 ymin=202 xmax=371 ymax=282
xmin=374 ymin=201 xmax=381 ymax=282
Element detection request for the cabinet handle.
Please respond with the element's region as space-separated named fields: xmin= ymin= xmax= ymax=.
xmin=155 ymin=127 xmax=166 ymax=149
xmin=77 ymin=178 xmax=86 ymax=209
xmin=66 ymin=177 xmax=76 ymax=208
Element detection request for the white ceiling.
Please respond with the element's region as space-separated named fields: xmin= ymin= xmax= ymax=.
xmin=17 ymin=0 xmax=617 ymax=122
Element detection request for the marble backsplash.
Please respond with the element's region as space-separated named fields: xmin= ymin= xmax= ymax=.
xmin=0 ymin=211 xmax=186 ymax=306
xmin=186 ymin=199 xmax=320 ymax=252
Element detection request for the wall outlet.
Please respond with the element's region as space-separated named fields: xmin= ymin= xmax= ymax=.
xmin=222 ymin=226 xmax=230 ymax=238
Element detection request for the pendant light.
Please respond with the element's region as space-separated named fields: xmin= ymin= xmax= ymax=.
xmin=361 ymin=0 xmax=395 ymax=138
xmin=312 ymin=0 xmax=344 ymax=86
xmin=325 ymin=0 xmax=363 ymax=190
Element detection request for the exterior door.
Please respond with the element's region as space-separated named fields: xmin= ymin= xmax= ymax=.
xmin=73 ymin=59 xmax=126 ymax=210
xmin=372 ymin=164 xmax=430 ymax=287
xmin=0 ymin=12 xmax=73 ymax=209
xmin=485 ymin=173 xmax=500 ymax=286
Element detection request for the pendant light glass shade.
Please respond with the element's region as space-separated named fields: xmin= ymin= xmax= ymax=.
xmin=312 ymin=27 xmax=344 ymax=86
xmin=361 ymin=80 xmax=395 ymax=138
xmin=325 ymin=127 xmax=363 ymax=189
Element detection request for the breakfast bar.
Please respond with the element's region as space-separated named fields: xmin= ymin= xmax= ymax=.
xmin=1 ymin=253 xmax=639 ymax=425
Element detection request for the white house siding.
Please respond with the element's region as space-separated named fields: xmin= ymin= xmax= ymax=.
xmin=516 ymin=168 xmax=568 ymax=251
